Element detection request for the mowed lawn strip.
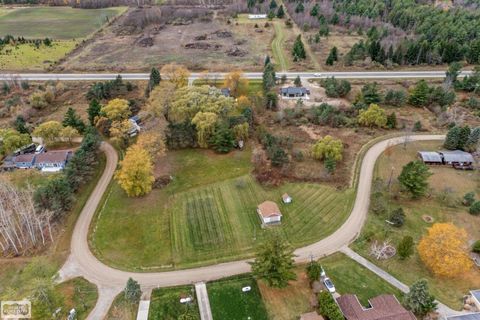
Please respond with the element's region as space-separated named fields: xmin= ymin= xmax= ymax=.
xmin=207 ymin=275 xmax=269 ymax=320
xmin=148 ymin=285 xmax=200 ymax=320
xmin=92 ymin=148 xmax=354 ymax=271
xmin=0 ymin=7 xmax=126 ymax=39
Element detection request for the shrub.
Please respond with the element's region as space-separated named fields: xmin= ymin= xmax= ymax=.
xmin=472 ymin=240 xmax=480 ymax=253
xmin=321 ymin=77 xmax=351 ymax=98
xmin=384 ymin=89 xmax=406 ymax=107
xmin=30 ymin=91 xmax=49 ymax=110
xmin=463 ymin=192 xmax=475 ymax=206
xmin=469 ymin=201 xmax=480 ymax=215
xmin=389 ymin=208 xmax=405 ymax=227
xmin=318 ymin=291 xmax=344 ymax=320
xmin=398 ymin=236 xmax=414 ymax=259
xmin=306 ymin=260 xmax=322 ymax=283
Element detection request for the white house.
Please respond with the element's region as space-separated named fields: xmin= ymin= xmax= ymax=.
xmin=248 ymin=14 xmax=267 ymax=19
xmin=257 ymin=201 xmax=282 ymax=225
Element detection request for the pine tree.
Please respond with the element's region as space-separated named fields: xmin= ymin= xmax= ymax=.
xmin=124 ymin=278 xmax=141 ymax=303
xmin=149 ymin=67 xmax=161 ymax=88
xmin=250 ymin=233 xmax=296 ymax=288
xmin=397 ymin=236 xmax=414 ymax=259
xmin=264 ymin=55 xmax=271 ymax=66
xmin=292 ymin=35 xmax=306 ymax=61
xmin=276 ymin=5 xmax=285 ymax=18
xmin=398 ymin=160 xmax=432 ymax=198
xmin=209 ymin=125 xmax=235 ymax=153
xmin=295 ymin=2 xmax=304 ymax=13
xmin=294 ymin=76 xmax=302 ymax=87
xmin=63 ymin=107 xmax=86 ymax=133
xmin=269 ymin=0 xmax=277 ymax=10
xmin=458 ymin=125 xmax=471 ymax=151
xmin=263 ymin=62 xmax=276 ymax=92
xmin=14 ymin=116 xmax=29 ymax=134
xmin=325 ymin=47 xmax=338 ymax=65
xmin=247 ymin=0 xmax=256 ymax=9
xmin=306 ymin=260 xmax=322 ymax=283
xmin=386 ymin=112 xmax=397 ymax=129
xmin=87 ymin=99 xmax=102 ymax=126
xmin=404 ymin=280 xmax=437 ymax=316
xmin=310 ymin=3 xmax=319 ymax=16
xmin=324 ymin=156 xmax=337 ymax=174
xmin=409 ymin=80 xmax=430 ymax=107
xmin=444 ymin=126 xmax=461 ymax=150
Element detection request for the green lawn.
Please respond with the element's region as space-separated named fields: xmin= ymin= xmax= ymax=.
xmin=207 ymin=275 xmax=269 ymax=320
xmin=56 ymin=277 xmax=99 ymax=320
xmin=320 ymin=253 xmax=403 ymax=305
xmin=148 ymin=285 xmax=200 ymax=320
xmin=91 ymin=148 xmax=354 ymax=271
xmin=0 ymin=7 xmax=126 ymax=39
xmin=272 ymin=21 xmax=289 ymax=71
xmin=351 ymin=141 xmax=480 ymax=309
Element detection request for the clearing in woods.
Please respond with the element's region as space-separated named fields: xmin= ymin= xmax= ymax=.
xmin=90 ymin=148 xmax=354 ymax=271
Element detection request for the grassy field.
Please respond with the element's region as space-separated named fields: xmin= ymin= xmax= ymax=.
xmin=272 ymin=21 xmax=289 ymax=71
xmin=148 ymin=285 xmax=200 ymax=320
xmin=0 ymin=40 xmax=78 ymax=70
xmin=207 ymin=275 xmax=269 ymax=320
xmin=91 ymin=147 xmax=354 ymax=271
xmin=56 ymin=277 xmax=99 ymax=319
xmin=0 ymin=7 xmax=126 ymax=39
xmin=352 ymin=141 xmax=480 ymax=309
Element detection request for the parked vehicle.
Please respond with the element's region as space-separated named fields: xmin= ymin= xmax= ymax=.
xmin=242 ymin=286 xmax=251 ymax=292
xmin=35 ymin=144 xmax=46 ymax=154
xmin=323 ymin=277 xmax=336 ymax=293
xmin=180 ymin=297 xmax=192 ymax=304
xmin=13 ymin=143 xmax=36 ymax=156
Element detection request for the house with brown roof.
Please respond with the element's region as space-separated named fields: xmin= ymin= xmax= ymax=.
xmin=336 ymin=294 xmax=416 ymax=320
xmin=13 ymin=153 xmax=36 ymax=169
xmin=35 ymin=150 xmax=72 ymax=172
xmin=257 ymin=201 xmax=282 ymax=225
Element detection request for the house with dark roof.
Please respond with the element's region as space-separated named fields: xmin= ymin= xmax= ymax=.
xmin=336 ymin=294 xmax=416 ymax=320
xmin=280 ymin=86 xmax=310 ymax=99
xmin=447 ymin=314 xmax=480 ymax=320
xmin=417 ymin=151 xmax=443 ymax=165
xmin=257 ymin=201 xmax=282 ymax=225
xmin=471 ymin=290 xmax=480 ymax=311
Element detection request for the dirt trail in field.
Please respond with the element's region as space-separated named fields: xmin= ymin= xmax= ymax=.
xmin=57 ymin=135 xmax=461 ymax=320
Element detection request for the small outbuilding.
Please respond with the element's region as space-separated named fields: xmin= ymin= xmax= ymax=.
xmin=439 ymin=150 xmax=474 ymax=167
xmin=257 ymin=201 xmax=282 ymax=225
xmin=282 ymin=193 xmax=292 ymax=204
xmin=417 ymin=151 xmax=443 ymax=165
xmin=220 ymin=88 xmax=231 ymax=97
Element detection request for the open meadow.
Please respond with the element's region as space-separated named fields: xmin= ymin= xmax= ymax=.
xmin=148 ymin=285 xmax=200 ymax=320
xmin=90 ymin=147 xmax=354 ymax=271
xmin=353 ymin=141 xmax=480 ymax=309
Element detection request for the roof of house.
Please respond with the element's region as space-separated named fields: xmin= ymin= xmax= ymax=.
xmin=281 ymin=87 xmax=309 ymax=95
xmin=440 ymin=150 xmax=474 ymax=163
xmin=35 ymin=151 xmax=70 ymax=164
xmin=336 ymin=294 xmax=416 ymax=320
xmin=418 ymin=151 xmax=442 ymax=162
xmin=300 ymin=312 xmax=324 ymax=320
xmin=221 ymin=88 xmax=230 ymax=97
xmin=14 ymin=153 xmax=35 ymax=163
xmin=447 ymin=314 xmax=480 ymax=320
xmin=257 ymin=201 xmax=282 ymax=218
xmin=471 ymin=290 xmax=480 ymax=303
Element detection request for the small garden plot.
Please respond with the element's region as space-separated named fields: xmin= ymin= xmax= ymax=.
xmin=207 ymin=275 xmax=269 ymax=320
xmin=56 ymin=277 xmax=99 ymax=320
xmin=148 ymin=285 xmax=200 ymax=320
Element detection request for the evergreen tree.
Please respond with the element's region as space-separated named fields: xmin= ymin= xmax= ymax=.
xmin=445 ymin=62 xmax=462 ymax=86
xmin=408 ymin=80 xmax=430 ymax=107
xmin=325 ymin=47 xmax=338 ymax=65
xmin=361 ymin=82 xmax=382 ymax=104
xmin=294 ymin=76 xmax=302 ymax=87
xmin=466 ymin=127 xmax=480 ymax=152
xmin=148 ymin=67 xmax=161 ymax=91
xmin=444 ymin=126 xmax=461 ymax=150
xmin=124 ymin=278 xmax=141 ymax=304
xmin=14 ymin=115 xmax=29 ymax=134
xmin=310 ymin=3 xmax=319 ymax=16
xmin=63 ymin=107 xmax=86 ymax=133
xmin=250 ymin=233 xmax=296 ymax=288
xmin=386 ymin=112 xmax=397 ymax=129
xmin=87 ymin=99 xmax=102 ymax=126
xmin=295 ymin=2 xmax=304 ymax=13
xmin=264 ymin=55 xmax=271 ymax=66
xmin=404 ymin=280 xmax=437 ymax=316
xmin=276 ymin=5 xmax=285 ymax=18
xmin=324 ymin=156 xmax=337 ymax=174
xmin=398 ymin=160 xmax=432 ymax=198
xmin=247 ymin=0 xmax=256 ymax=9
xmin=263 ymin=62 xmax=276 ymax=92
xmin=306 ymin=260 xmax=322 ymax=283
xmin=398 ymin=236 xmax=414 ymax=259
xmin=209 ymin=125 xmax=235 ymax=153
xmin=269 ymin=0 xmax=277 ymax=10
xmin=292 ymin=35 xmax=306 ymax=61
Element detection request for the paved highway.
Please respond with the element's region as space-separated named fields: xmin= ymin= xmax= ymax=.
xmin=0 ymin=70 xmax=473 ymax=81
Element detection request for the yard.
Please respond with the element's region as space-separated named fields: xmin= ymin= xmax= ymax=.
xmin=207 ymin=275 xmax=269 ymax=320
xmin=148 ymin=285 xmax=200 ymax=320
xmin=352 ymin=140 xmax=480 ymax=309
xmin=90 ymin=147 xmax=354 ymax=271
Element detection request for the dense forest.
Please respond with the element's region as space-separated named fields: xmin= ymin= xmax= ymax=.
xmin=284 ymin=0 xmax=480 ymax=66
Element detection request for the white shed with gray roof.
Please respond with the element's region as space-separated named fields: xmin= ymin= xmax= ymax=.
xmin=418 ymin=151 xmax=443 ymax=164
xmin=439 ymin=150 xmax=474 ymax=165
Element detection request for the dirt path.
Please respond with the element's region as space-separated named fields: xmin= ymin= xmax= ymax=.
xmin=57 ymin=135 xmax=454 ymax=319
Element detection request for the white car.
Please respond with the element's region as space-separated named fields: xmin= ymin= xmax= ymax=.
xmin=35 ymin=144 xmax=46 ymax=154
xmin=242 ymin=286 xmax=251 ymax=292
xmin=314 ymin=73 xmax=322 ymax=77
xmin=323 ymin=277 xmax=336 ymax=293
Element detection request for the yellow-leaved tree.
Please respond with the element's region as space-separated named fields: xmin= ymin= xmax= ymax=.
xmin=224 ymin=70 xmax=249 ymax=98
xmin=115 ymin=145 xmax=155 ymax=197
xmin=358 ymin=104 xmax=387 ymax=128
xmin=160 ymin=63 xmax=190 ymax=89
xmin=33 ymin=121 xmax=63 ymax=145
xmin=311 ymin=135 xmax=343 ymax=161
xmin=136 ymin=131 xmax=166 ymax=161
xmin=417 ymin=222 xmax=473 ymax=278
xmin=101 ymin=98 xmax=131 ymax=121
xmin=191 ymin=112 xmax=218 ymax=148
